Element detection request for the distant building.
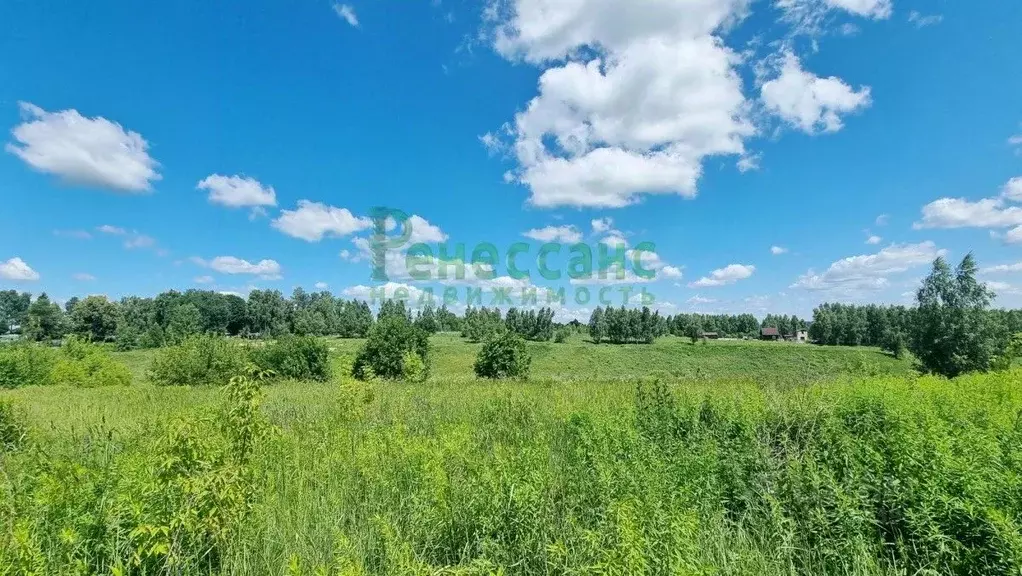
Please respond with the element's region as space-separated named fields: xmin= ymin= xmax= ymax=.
xmin=794 ymin=329 xmax=808 ymax=343
xmin=760 ymin=327 xmax=781 ymax=341
xmin=700 ymin=332 xmax=720 ymax=340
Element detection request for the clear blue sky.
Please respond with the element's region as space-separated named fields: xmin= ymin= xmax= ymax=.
xmin=0 ymin=0 xmax=1019 ymax=320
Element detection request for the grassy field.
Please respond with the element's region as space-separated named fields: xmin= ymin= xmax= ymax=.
xmin=6 ymin=335 xmax=1021 ymax=575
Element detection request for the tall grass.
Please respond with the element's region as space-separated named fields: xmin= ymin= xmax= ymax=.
xmin=3 ymin=368 xmax=1022 ymax=574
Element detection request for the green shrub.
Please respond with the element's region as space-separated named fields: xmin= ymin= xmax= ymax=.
xmin=148 ymin=334 xmax=247 ymax=386
xmin=554 ymin=328 xmax=570 ymax=343
xmin=474 ymin=331 xmax=531 ymax=379
xmin=0 ymin=343 xmax=57 ymax=388
xmin=48 ymin=336 xmax=132 ymax=387
xmin=401 ymin=350 xmax=427 ymax=382
xmin=250 ymin=335 xmax=331 ymax=381
xmin=352 ymin=316 xmax=430 ymax=381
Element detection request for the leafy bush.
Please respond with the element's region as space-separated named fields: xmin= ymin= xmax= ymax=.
xmin=474 ymin=331 xmax=531 ymax=379
xmin=554 ymin=328 xmax=570 ymax=343
xmin=148 ymin=334 xmax=247 ymax=386
xmin=48 ymin=335 xmax=132 ymax=388
xmin=0 ymin=343 xmax=57 ymax=388
xmin=401 ymin=350 xmax=427 ymax=382
xmin=250 ymin=335 xmax=331 ymax=381
xmin=352 ymin=316 xmax=430 ymax=381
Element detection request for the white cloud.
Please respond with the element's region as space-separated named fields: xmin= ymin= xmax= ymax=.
xmin=72 ymin=273 xmax=96 ymax=281
xmin=6 ymin=102 xmax=160 ymax=192
xmin=908 ymin=11 xmax=943 ymax=28
xmin=661 ymin=265 xmax=683 ymax=278
xmin=124 ymin=234 xmax=155 ymax=249
xmin=689 ymin=264 xmax=755 ymax=287
xmin=771 ymin=245 xmax=788 ymax=255
xmin=761 ymin=52 xmax=871 ymax=134
xmin=393 ymin=215 xmax=449 ymax=244
xmin=777 ymin=0 xmax=891 ymax=32
xmin=332 ymin=3 xmax=359 ymax=27
xmin=198 ymin=174 xmax=277 ymax=208
xmin=343 ymin=282 xmax=425 ymax=303
xmin=272 ymin=201 xmax=372 ymax=242
xmin=687 ymin=295 xmax=717 ymax=305
xmin=981 ymin=262 xmax=1022 ymax=275
xmin=479 ymin=132 xmax=504 ymax=156
xmin=97 ymin=225 xmax=127 ymax=235
xmin=866 ymin=235 xmax=882 ymax=245
xmin=523 ymin=225 xmax=582 ymax=243
xmin=0 ymin=257 xmax=39 ymax=281
xmin=791 ymin=242 xmax=944 ymax=292
xmin=1002 ymin=226 xmax=1022 ymax=245
xmin=314 ymin=281 xmax=329 ymax=290
xmin=1001 ymin=177 xmax=1022 ymax=202
xmin=875 ymin=213 xmax=889 ymax=226
xmin=54 ymin=229 xmax=92 ymax=240
xmin=1010 ymin=133 xmax=1022 ymax=155
xmin=194 ymin=275 xmax=215 ymax=284
xmin=193 ymin=256 xmax=282 ymax=279
xmin=737 ymin=153 xmax=761 ymax=173
xmin=915 ymin=198 xmax=1022 ymax=230
xmin=490 ymin=0 xmax=754 ymax=208
xmin=591 ymin=218 xmax=614 ymax=234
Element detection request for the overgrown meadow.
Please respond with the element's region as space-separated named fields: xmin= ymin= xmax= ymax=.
xmin=3 ymin=336 xmax=1022 ymax=575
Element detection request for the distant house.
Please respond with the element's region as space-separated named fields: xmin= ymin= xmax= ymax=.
xmin=794 ymin=329 xmax=808 ymax=343
xmin=760 ymin=327 xmax=781 ymax=341
xmin=700 ymin=332 xmax=720 ymax=340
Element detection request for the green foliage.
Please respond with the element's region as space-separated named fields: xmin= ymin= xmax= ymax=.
xmin=0 ymin=342 xmax=57 ymax=388
xmin=0 ymin=399 xmax=26 ymax=450
xmin=461 ymin=306 xmax=504 ymax=342
xmin=352 ymin=316 xmax=430 ymax=380
xmin=504 ymin=306 xmax=555 ymax=341
xmin=553 ymin=327 xmax=570 ymax=343
xmin=911 ymin=254 xmax=1006 ymax=377
xmin=148 ymin=334 xmax=247 ymax=386
xmin=587 ymin=306 xmax=661 ymax=344
xmin=0 ymin=290 xmax=31 ymax=335
xmin=401 ymin=349 xmax=427 ymax=382
xmin=250 ymin=335 xmax=331 ymax=381
xmin=50 ymin=336 xmax=132 ymax=387
xmin=474 ymin=330 xmax=531 ymax=379
xmin=68 ymin=295 xmax=119 ymax=342
xmin=0 ymin=369 xmax=267 ymax=574
xmin=22 ymin=293 xmax=66 ymax=342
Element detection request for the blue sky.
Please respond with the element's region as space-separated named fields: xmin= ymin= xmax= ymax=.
xmin=1 ymin=0 xmax=1020 ymax=320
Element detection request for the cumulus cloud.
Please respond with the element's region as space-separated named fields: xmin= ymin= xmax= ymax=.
xmin=771 ymin=245 xmax=788 ymax=255
xmin=523 ymin=225 xmax=582 ymax=243
xmin=272 ymin=201 xmax=372 ymax=242
xmin=314 ymin=282 xmax=329 ymax=290
xmin=6 ymin=102 xmax=160 ymax=192
xmin=488 ymin=0 xmax=755 ymax=208
xmin=661 ymin=265 xmax=684 ymax=278
xmin=981 ymin=262 xmax=1022 ymax=275
xmin=791 ymin=242 xmax=944 ymax=292
xmin=332 ymin=3 xmax=359 ymax=27
xmin=192 ymin=256 xmax=282 ymax=279
xmin=689 ymin=264 xmax=755 ymax=288
xmin=198 ymin=174 xmax=277 ymax=208
xmin=875 ymin=213 xmax=889 ymax=226
xmin=0 ymin=257 xmax=40 ymax=281
xmin=866 ymin=235 xmax=882 ymax=245
xmin=915 ymin=179 xmax=1022 ymax=230
xmin=591 ymin=218 xmax=614 ymax=234
xmin=761 ymin=52 xmax=871 ymax=134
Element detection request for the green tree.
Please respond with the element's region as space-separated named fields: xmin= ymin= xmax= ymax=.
xmin=474 ymin=331 xmax=531 ymax=379
xmin=69 ymin=295 xmax=119 ymax=342
xmin=910 ymin=254 xmax=1005 ymax=378
xmin=588 ymin=307 xmax=606 ymax=343
xmin=352 ymin=316 xmax=430 ymax=380
xmin=23 ymin=293 xmax=65 ymax=342
xmin=167 ymin=303 xmax=203 ymax=344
